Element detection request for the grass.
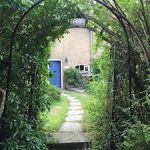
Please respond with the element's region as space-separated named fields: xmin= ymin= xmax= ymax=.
xmin=40 ymin=95 xmax=69 ymax=133
xmin=40 ymin=90 xmax=93 ymax=143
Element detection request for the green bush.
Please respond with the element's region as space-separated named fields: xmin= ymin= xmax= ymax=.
xmin=46 ymin=84 xmax=61 ymax=102
xmin=0 ymin=94 xmax=48 ymax=150
xmin=0 ymin=84 xmax=61 ymax=149
xmin=86 ymin=49 xmax=111 ymax=150
xmin=122 ymin=122 xmax=150 ymax=150
xmin=0 ymin=0 xmax=75 ymax=148
xmin=64 ymin=68 xmax=82 ymax=86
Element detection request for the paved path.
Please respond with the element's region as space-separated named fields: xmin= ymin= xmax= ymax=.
xmin=55 ymin=93 xmax=89 ymax=143
xmin=68 ymin=88 xmax=85 ymax=93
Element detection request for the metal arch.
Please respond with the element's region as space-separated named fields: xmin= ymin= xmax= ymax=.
xmin=5 ymin=0 xmax=44 ymax=107
xmin=0 ymin=0 xmax=45 ymax=138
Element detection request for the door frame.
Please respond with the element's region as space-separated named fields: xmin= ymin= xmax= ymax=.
xmin=48 ymin=59 xmax=63 ymax=89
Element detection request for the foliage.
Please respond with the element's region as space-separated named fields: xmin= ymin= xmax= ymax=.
xmin=1 ymin=0 xmax=150 ymax=149
xmin=86 ymin=48 xmax=111 ymax=150
xmin=78 ymin=0 xmax=150 ymax=149
xmin=0 ymin=0 xmax=76 ymax=149
xmin=0 ymin=94 xmax=48 ymax=150
xmin=64 ymin=68 xmax=82 ymax=86
xmin=45 ymin=84 xmax=61 ymax=102
xmin=92 ymin=57 xmax=101 ymax=75
xmin=122 ymin=121 xmax=150 ymax=150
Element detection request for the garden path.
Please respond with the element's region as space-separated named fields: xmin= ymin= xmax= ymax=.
xmin=55 ymin=93 xmax=89 ymax=143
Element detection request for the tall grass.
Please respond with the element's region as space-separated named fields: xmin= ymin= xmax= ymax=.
xmin=86 ymin=49 xmax=112 ymax=150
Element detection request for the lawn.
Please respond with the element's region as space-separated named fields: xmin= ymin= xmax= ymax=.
xmin=40 ymin=95 xmax=69 ymax=133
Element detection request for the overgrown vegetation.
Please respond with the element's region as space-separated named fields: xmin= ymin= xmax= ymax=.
xmin=64 ymin=68 xmax=82 ymax=88
xmin=0 ymin=0 xmax=75 ymax=149
xmin=78 ymin=0 xmax=150 ymax=149
xmin=87 ymin=49 xmax=111 ymax=150
xmin=0 ymin=0 xmax=150 ymax=149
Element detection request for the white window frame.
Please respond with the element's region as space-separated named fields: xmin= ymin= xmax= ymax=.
xmin=75 ymin=64 xmax=89 ymax=73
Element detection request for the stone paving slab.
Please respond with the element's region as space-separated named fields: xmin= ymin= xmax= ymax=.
xmin=69 ymin=99 xmax=80 ymax=103
xmin=67 ymin=96 xmax=73 ymax=99
xmin=66 ymin=115 xmax=82 ymax=122
xmin=69 ymin=106 xmax=82 ymax=110
xmin=68 ymin=110 xmax=83 ymax=115
xmin=59 ymin=122 xmax=82 ymax=131
xmin=68 ymin=97 xmax=77 ymax=100
xmin=55 ymin=131 xmax=88 ymax=143
xmin=70 ymin=102 xmax=81 ymax=106
xmin=62 ymin=93 xmax=68 ymax=97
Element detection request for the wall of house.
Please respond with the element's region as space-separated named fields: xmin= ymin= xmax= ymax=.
xmin=50 ymin=28 xmax=91 ymax=70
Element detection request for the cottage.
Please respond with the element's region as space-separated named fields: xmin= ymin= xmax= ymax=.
xmin=49 ymin=18 xmax=101 ymax=88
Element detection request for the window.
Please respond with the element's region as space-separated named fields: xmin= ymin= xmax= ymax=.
xmin=85 ymin=66 xmax=88 ymax=71
xmin=80 ymin=65 xmax=84 ymax=71
xmin=75 ymin=65 xmax=89 ymax=73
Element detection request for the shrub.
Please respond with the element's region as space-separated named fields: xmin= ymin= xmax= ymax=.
xmin=122 ymin=122 xmax=150 ymax=150
xmin=64 ymin=68 xmax=82 ymax=86
xmin=0 ymin=94 xmax=48 ymax=150
xmin=46 ymin=84 xmax=61 ymax=102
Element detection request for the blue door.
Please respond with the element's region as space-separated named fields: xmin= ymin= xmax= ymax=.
xmin=49 ymin=60 xmax=61 ymax=88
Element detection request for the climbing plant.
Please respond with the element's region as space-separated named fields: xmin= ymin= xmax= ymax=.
xmin=0 ymin=0 xmax=150 ymax=149
xmin=0 ymin=0 xmax=75 ymax=149
xmin=78 ymin=0 xmax=150 ymax=149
